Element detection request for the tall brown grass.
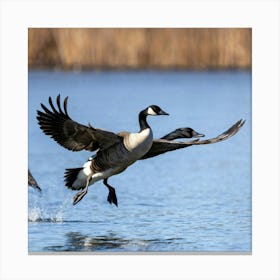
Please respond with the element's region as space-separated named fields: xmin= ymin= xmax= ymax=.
xmin=28 ymin=28 xmax=251 ymax=70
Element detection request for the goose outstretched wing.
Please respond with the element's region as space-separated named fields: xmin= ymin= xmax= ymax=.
xmin=140 ymin=119 xmax=245 ymax=159
xmin=37 ymin=95 xmax=122 ymax=152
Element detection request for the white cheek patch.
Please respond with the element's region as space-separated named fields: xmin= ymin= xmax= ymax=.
xmin=147 ymin=107 xmax=157 ymax=115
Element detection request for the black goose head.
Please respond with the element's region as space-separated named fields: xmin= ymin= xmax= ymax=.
xmin=139 ymin=105 xmax=169 ymax=131
xmin=162 ymin=127 xmax=205 ymax=141
xmin=175 ymin=127 xmax=204 ymax=138
xmin=144 ymin=105 xmax=169 ymax=116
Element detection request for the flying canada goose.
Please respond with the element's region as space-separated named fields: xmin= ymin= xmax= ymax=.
xmin=37 ymin=95 xmax=245 ymax=206
xmin=28 ymin=169 xmax=41 ymax=191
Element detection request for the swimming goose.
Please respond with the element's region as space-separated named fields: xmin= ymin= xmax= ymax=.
xmin=37 ymin=95 xmax=245 ymax=206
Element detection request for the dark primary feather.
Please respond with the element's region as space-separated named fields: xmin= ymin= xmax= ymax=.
xmin=140 ymin=119 xmax=245 ymax=159
xmin=37 ymin=95 xmax=122 ymax=152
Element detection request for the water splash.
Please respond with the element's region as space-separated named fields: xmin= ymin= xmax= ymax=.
xmin=28 ymin=207 xmax=43 ymax=222
xmin=28 ymin=196 xmax=71 ymax=223
xmin=28 ymin=207 xmax=64 ymax=223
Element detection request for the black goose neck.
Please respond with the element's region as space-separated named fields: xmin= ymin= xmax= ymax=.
xmin=139 ymin=110 xmax=150 ymax=131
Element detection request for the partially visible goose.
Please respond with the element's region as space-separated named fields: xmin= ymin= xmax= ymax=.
xmin=37 ymin=95 xmax=245 ymax=206
xmin=28 ymin=169 xmax=41 ymax=191
xmin=161 ymin=127 xmax=205 ymax=140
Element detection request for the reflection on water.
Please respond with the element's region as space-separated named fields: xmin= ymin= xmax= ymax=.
xmin=44 ymin=232 xmax=184 ymax=252
xmin=46 ymin=232 xmax=138 ymax=251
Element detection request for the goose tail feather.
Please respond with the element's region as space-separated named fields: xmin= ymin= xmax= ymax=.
xmin=64 ymin=167 xmax=85 ymax=190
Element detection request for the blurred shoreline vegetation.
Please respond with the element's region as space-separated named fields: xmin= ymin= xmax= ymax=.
xmin=28 ymin=28 xmax=251 ymax=71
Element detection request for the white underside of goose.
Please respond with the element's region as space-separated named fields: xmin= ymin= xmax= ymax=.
xmin=72 ymin=128 xmax=153 ymax=189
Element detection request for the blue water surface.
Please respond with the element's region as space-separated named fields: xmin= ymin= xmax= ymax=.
xmin=28 ymin=70 xmax=251 ymax=253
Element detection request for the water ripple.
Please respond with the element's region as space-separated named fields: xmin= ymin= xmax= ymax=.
xmin=43 ymin=232 xmax=185 ymax=252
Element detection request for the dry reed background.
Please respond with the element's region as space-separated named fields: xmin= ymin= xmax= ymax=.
xmin=28 ymin=28 xmax=252 ymax=70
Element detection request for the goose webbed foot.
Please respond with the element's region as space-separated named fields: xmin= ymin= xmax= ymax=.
xmin=73 ymin=189 xmax=88 ymax=205
xmin=103 ymin=178 xmax=118 ymax=207
xmin=107 ymin=186 xmax=118 ymax=207
xmin=73 ymin=178 xmax=90 ymax=205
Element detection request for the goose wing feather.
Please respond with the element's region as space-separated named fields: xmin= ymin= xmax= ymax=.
xmin=37 ymin=95 xmax=122 ymax=152
xmin=28 ymin=169 xmax=41 ymax=191
xmin=140 ymin=119 xmax=245 ymax=159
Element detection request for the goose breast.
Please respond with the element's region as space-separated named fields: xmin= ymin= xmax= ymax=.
xmin=124 ymin=128 xmax=153 ymax=158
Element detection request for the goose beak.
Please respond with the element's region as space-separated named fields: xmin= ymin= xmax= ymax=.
xmin=158 ymin=109 xmax=169 ymax=116
xmin=193 ymin=131 xmax=205 ymax=138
